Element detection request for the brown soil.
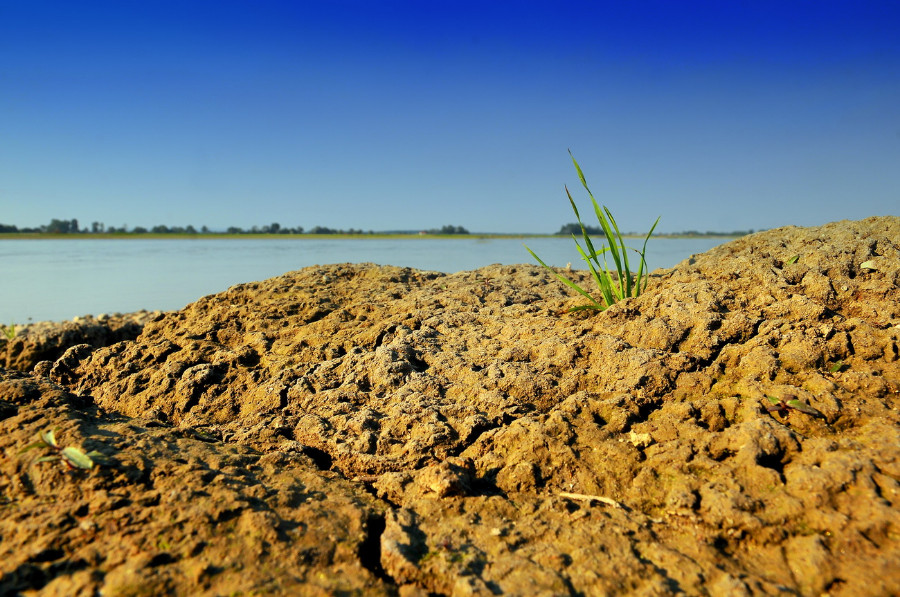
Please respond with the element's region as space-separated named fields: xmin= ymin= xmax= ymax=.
xmin=2 ymin=311 xmax=158 ymax=372
xmin=2 ymin=216 xmax=898 ymax=596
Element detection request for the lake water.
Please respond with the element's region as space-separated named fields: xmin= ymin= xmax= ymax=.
xmin=1 ymin=236 xmax=734 ymax=323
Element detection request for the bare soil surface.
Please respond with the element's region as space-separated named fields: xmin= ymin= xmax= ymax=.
xmin=2 ymin=311 xmax=158 ymax=372
xmin=2 ymin=216 xmax=898 ymax=596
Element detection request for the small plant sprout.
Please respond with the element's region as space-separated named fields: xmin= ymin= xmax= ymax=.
xmin=786 ymin=254 xmax=800 ymax=265
xmin=764 ymin=395 xmax=824 ymax=418
xmin=19 ymin=428 xmax=106 ymax=470
xmin=2 ymin=322 xmax=14 ymax=341
xmin=526 ymin=151 xmax=660 ymax=311
xmin=828 ymin=360 xmax=846 ymax=374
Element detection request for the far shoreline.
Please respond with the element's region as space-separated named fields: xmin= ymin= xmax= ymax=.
xmin=0 ymin=232 xmax=745 ymax=240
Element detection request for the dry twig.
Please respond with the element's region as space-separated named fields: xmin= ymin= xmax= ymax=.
xmin=559 ymin=491 xmax=624 ymax=509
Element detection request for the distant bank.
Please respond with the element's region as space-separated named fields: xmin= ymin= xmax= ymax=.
xmin=0 ymin=218 xmax=755 ymax=239
xmin=0 ymin=231 xmax=752 ymax=240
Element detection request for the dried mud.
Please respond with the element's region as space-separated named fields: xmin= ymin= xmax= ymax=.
xmin=2 ymin=216 xmax=898 ymax=596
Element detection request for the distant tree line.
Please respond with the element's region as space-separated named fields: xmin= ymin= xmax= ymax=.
xmin=0 ymin=218 xmax=752 ymax=237
xmin=0 ymin=219 xmax=471 ymax=236
xmin=555 ymin=222 xmax=754 ymax=237
xmin=677 ymin=229 xmax=755 ymax=237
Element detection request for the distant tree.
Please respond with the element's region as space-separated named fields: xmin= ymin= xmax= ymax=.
xmin=226 ymin=226 xmax=243 ymax=234
xmin=269 ymin=222 xmax=280 ymax=234
xmin=70 ymin=218 xmax=79 ymax=233
xmin=91 ymin=221 xmax=104 ymax=233
xmin=45 ymin=218 xmax=73 ymax=233
xmin=309 ymin=226 xmax=337 ymax=234
xmin=0 ymin=223 xmax=18 ymax=233
xmin=427 ymin=225 xmax=469 ymax=235
xmin=201 ymin=225 xmax=209 ymax=234
xmin=151 ymin=225 xmax=170 ymax=234
xmin=185 ymin=225 xmax=197 ymax=234
xmin=132 ymin=226 xmax=148 ymax=234
xmin=556 ymin=223 xmax=601 ymax=235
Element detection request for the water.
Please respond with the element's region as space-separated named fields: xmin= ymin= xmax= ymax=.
xmin=0 ymin=236 xmax=734 ymax=323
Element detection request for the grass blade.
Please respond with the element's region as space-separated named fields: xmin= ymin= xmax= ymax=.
xmin=41 ymin=428 xmax=58 ymax=449
xmin=61 ymin=446 xmax=96 ymax=469
xmin=786 ymin=399 xmax=825 ymax=418
xmin=635 ymin=216 xmax=660 ymax=294
xmin=569 ymin=149 xmax=591 ymax=195
xmin=573 ymin=241 xmax=615 ymax=308
xmin=18 ymin=440 xmax=49 ymax=455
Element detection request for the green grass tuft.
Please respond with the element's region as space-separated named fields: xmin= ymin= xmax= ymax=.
xmin=526 ymin=151 xmax=660 ymax=311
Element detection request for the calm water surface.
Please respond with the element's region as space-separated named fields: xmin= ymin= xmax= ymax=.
xmin=1 ymin=236 xmax=733 ymax=322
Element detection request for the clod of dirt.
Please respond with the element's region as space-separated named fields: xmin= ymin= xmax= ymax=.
xmin=3 ymin=311 xmax=159 ymax=372
xmin=2 ymin=216 xmax=898 ymax=595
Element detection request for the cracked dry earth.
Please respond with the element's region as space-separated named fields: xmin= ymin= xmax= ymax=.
xmin=1 ymin=216 xmax=898 ymax=596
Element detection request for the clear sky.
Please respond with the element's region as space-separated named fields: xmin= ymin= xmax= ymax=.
xmin=2 ymin=0 xmax=898 ymax=234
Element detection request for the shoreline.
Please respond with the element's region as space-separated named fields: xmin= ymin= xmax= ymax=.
xmin=0 ymin=231 xmax=745 ymax=240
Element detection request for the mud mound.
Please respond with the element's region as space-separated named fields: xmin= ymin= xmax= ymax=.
xmin=2 ymin=311 xmax=159 ymax=371
xmin=2 ymin=216 xmax=898 ymax=595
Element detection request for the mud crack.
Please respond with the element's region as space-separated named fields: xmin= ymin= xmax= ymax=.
xmin=358 ymin=512 xmax=395 ymax=586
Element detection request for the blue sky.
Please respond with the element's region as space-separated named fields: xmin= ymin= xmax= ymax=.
xmin=1 ymin=1 xmax=898 ymax=234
